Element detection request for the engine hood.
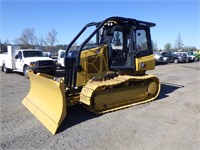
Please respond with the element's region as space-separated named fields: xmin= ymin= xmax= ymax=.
xmin=24 ymin=57 xmax=54 ymax=64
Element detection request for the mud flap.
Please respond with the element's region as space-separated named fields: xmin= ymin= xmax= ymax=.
xmin=22 ymin=71 xmax=66 ymax=135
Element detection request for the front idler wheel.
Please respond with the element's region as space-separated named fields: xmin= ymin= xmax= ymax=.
xmin=147 ymin=81 xmax=158 ymax=95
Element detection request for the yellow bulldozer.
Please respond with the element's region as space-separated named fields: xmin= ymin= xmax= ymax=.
xmin=22 ymin=16 xmax=160 ymax=134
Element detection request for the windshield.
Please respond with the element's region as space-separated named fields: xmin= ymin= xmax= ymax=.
xmin=23 ymin=51 xmax=43 ymax=58
xmin=186 ymin=51 xmax=194 ymax=55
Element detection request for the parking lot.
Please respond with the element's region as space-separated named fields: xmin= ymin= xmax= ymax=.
xmin=0 ymin=62 xmax=200 ymax=150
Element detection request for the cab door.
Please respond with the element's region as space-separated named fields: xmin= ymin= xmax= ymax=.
xmin=110 ymin=29 xmax=135 ymax=69
xmin=15 ymin=51 xmax=24 ymax=71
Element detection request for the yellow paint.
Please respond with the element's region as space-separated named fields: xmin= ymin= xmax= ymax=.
xmin=135 ymin=54 xmax=155 ymax=71
xmin=21 ymin=71 xmax=66 ymax=135
xmin=80 ymin=74 xmax=161 ymax=114
xmin=76 ymin=45 xmax=109 ymax=87
xmin=22 ymin=49 xmax=160 ymax=135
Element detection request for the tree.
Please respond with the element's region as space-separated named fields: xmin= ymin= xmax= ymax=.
xmin=36 ymin=36 xmax=45 ymax=47
xmin=152 ymin=40 xmax=158 ymax=51
xmin=70 ymin=43 xmax=78 ymax=50
xmin=14 ymin=28 xmax=37 ymax=48
xmin=45 ymin=29 xmax=58 ymax=47
xmin=164 ymin=43 xmax=172 ymax=51
xmin=174 ymin=33 xmax=184 ymax=50
xmin=183 ymin=46 xmax=197 ymax=51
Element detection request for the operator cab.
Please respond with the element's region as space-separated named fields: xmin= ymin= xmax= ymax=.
xmin=98 ymin=20 xmax=153 ymax=70
xmin=64 ymin=16 xmax=155 ymax=87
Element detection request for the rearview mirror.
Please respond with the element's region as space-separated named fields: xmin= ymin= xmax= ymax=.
xmin=60 ymin=52 xmax=65 ymax=58
xmin=15 ymin=55 xmax=18 ymax=59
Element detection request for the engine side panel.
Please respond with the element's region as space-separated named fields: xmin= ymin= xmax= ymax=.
xmin=135 ymin=54 xmax=155 ymax=71
xmin=76 ymin=45 xmax=109 ymax=87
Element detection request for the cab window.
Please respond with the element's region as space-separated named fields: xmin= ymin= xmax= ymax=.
xmin=111 ymin=31 xmax=123 ymax=50
xmin=136 ymin=30 xmax=148 ymax=51
xmin=18 ymin=51 xmax=22 ymax=59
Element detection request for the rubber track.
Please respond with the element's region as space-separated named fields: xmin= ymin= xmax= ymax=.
xmin=80 ymin=74 xmax=160 ymax=114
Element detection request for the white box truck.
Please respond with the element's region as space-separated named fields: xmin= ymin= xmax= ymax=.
xmin=0 ymin=45 xmax=56 ymax=78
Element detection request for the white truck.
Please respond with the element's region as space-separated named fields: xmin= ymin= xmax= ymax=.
xmin=0 ymin=45 xmax=56 ymax=78
xmin=57 ymin=49 xmax=65 ymax=68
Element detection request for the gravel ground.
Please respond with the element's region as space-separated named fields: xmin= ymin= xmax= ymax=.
xmin=0 ymin=62 xmax=200 ymax=150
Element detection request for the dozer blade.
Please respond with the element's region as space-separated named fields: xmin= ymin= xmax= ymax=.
xmin=22 ymin=70 xmax=66 ymax=135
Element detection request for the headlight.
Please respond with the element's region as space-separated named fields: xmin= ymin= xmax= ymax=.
xmin=30 ymin=62 xmax=37 ymax=67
